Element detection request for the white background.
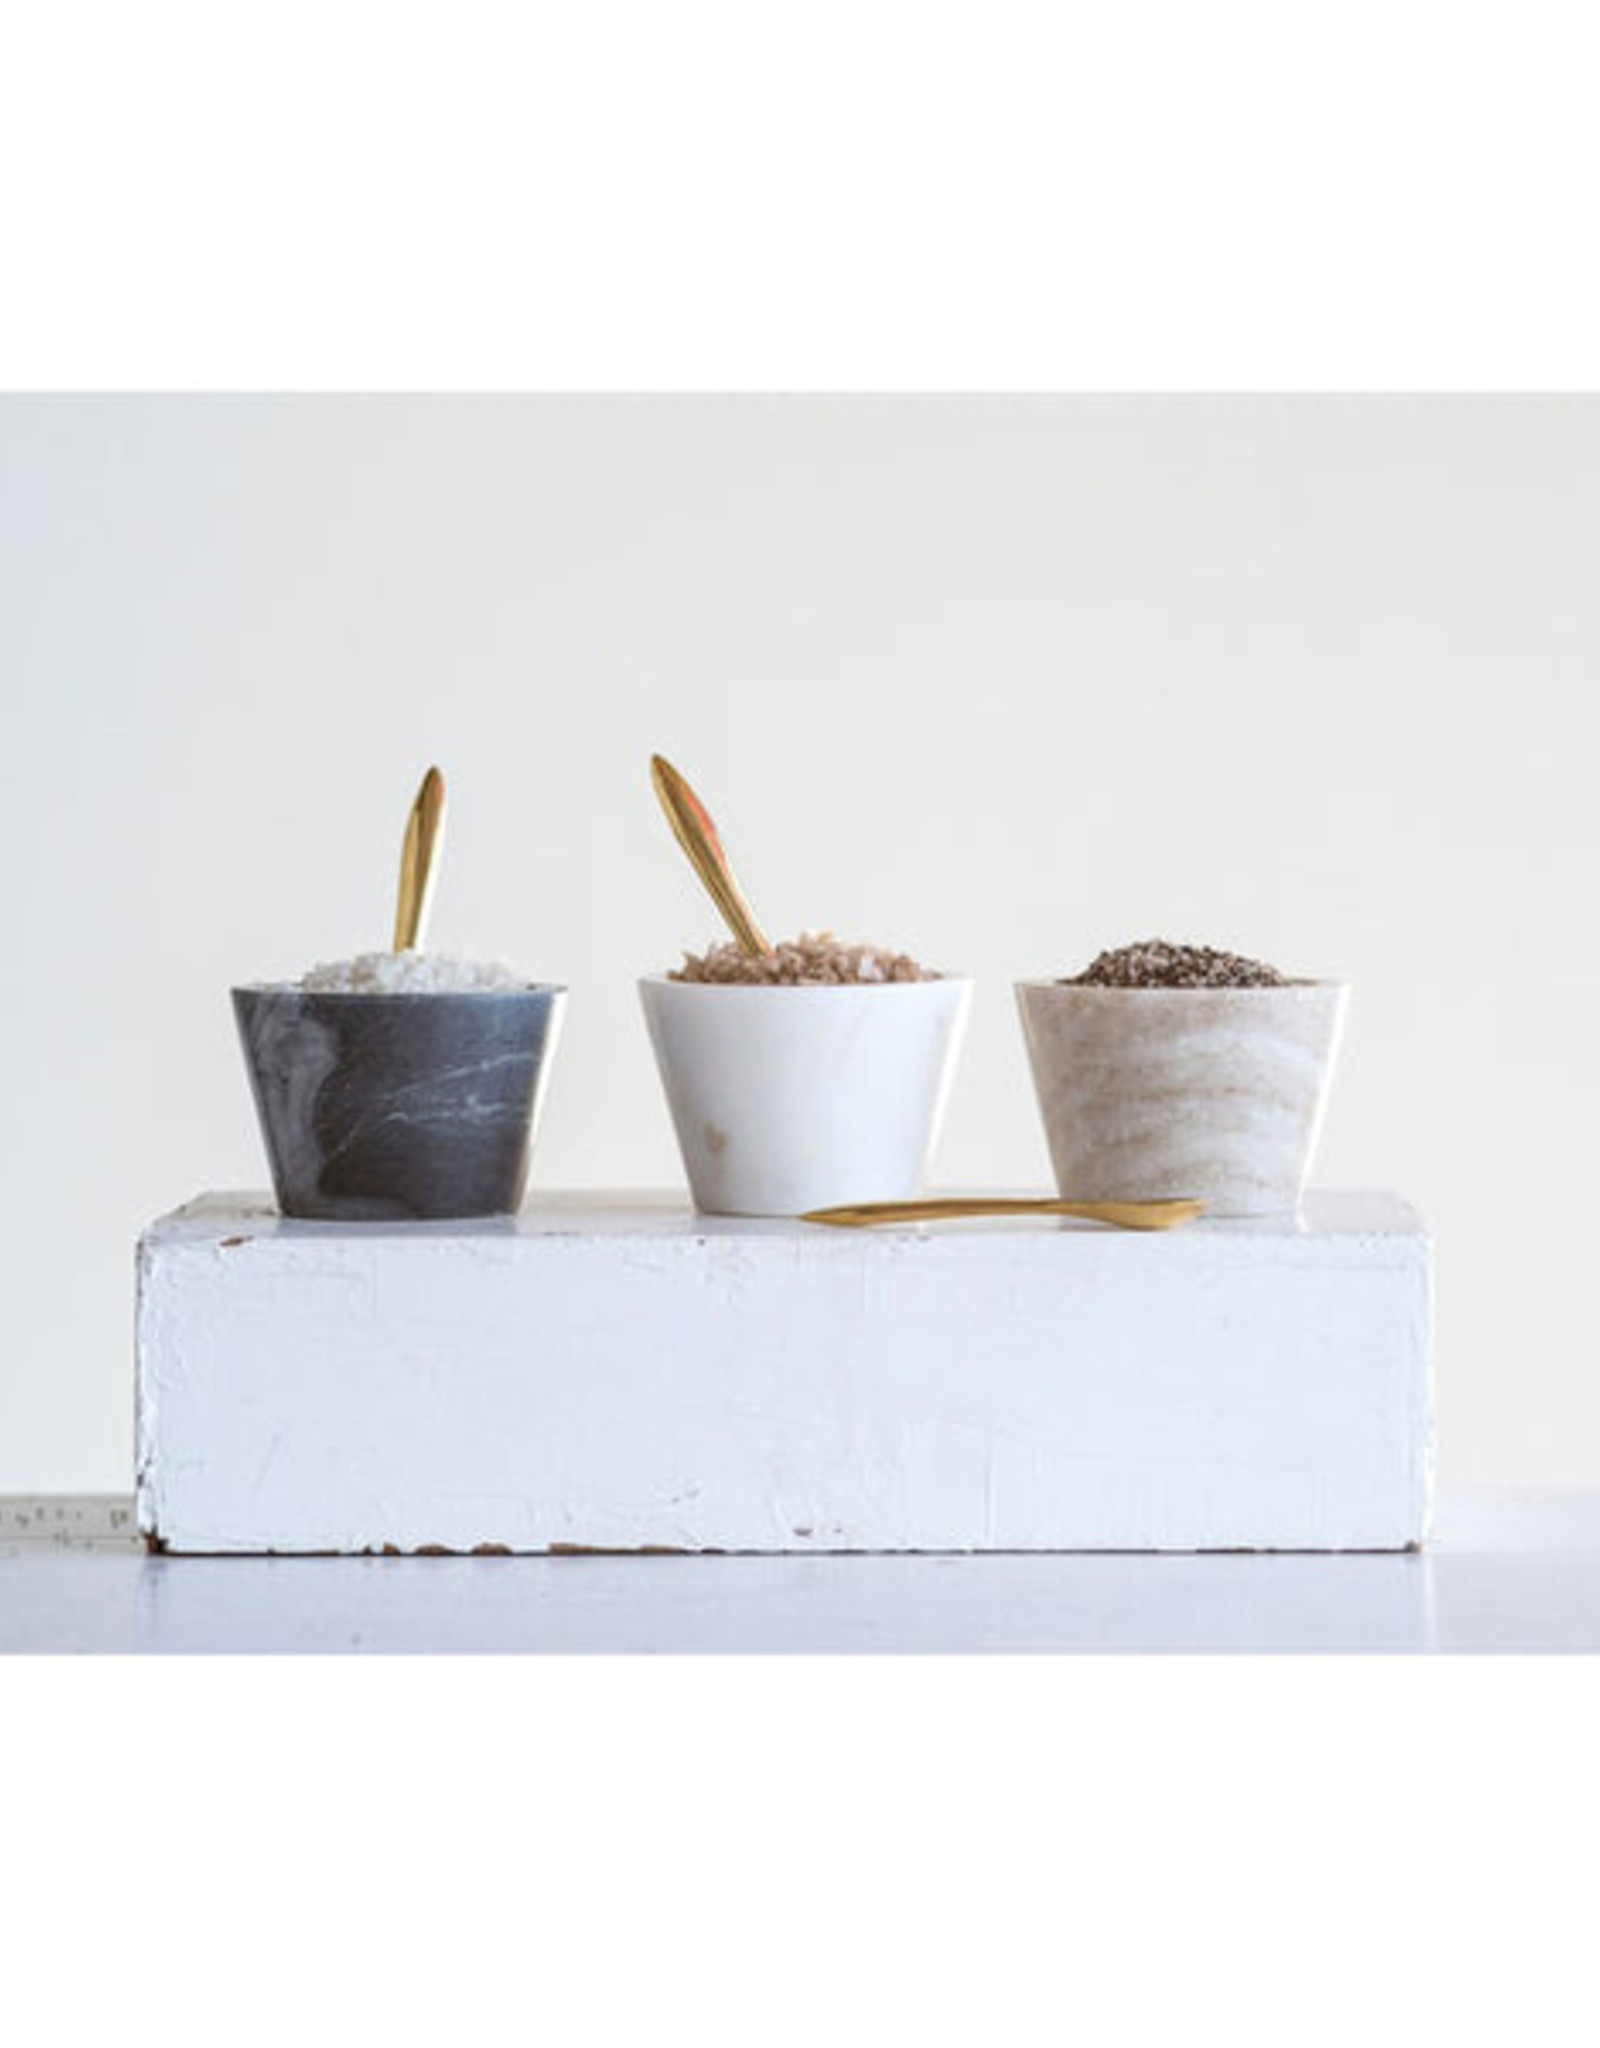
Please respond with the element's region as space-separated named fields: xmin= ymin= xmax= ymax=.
xmin=3 ymin=392 xmax=1597 ymax=1493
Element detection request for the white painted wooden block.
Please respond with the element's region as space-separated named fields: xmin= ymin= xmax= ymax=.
xmin=135 ymin=1191 xmax=1433 ymax=1555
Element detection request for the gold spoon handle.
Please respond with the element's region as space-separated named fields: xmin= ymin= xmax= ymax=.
xmin=651 ymin=754 xmax=771 ymax=957
xmin=802 ymin=1196 xmax=1204 ymax=1231
xmin=393 ymin=765 xmax=447 ymax=952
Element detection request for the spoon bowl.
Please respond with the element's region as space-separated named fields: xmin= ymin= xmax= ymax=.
xmin=651 ymin=753 xmax=771 ymax=956
xmin=393 ymin=765 xmax=446 ymax=952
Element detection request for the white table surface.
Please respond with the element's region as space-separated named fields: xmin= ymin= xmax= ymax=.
xmin=3 ymin=1491 xmax=1599 ymax=1652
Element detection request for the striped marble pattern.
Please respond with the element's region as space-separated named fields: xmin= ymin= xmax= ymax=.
xmin=1015 ymin=981 xmax=1347 ymax=1216
xmin=233 ymin=985 xmax=565 ymax=1219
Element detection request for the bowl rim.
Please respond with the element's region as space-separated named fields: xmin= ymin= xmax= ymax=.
xmin=232 ymin=981 xmax=568 ymax=1000
xmin=1013 ymin=976 xmax=1346 ymax=995
xmin=638 ymin=971 xmax=971 ymax=994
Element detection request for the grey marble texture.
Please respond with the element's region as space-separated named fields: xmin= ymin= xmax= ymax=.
xmin=233 ymin=986 xmax=565 ymax=1220
xmin=1015 ymin=980 xmax=1346 ymax=1216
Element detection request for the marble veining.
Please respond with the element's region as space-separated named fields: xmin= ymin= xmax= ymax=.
xmin=1015 ymin=981 xmax=1346 ymax=1217
xmin=233 ymin=986 xmax=565 ymax=1220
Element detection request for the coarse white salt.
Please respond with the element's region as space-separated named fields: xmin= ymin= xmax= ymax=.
xmin=297 ymin=951 xmax=530 ymax=994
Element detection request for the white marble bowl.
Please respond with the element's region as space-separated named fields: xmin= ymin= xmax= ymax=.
xmin=1015 ymin=979 xmax=1347 ymax=1217
xmin=640 ymin=975 xmax=972 ymax=1217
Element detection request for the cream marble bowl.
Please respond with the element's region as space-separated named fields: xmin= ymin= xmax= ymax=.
xmin=1015 ymin=979 xmax=1347 ymax=1217
xmin=640 ymin=975 xmax=972 ymax=1217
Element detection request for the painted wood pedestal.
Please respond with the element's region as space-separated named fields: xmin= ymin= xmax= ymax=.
xmin=135 ymin=1191 xmax=1432 ymax=1555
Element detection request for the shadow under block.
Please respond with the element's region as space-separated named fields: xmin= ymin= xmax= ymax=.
xmin=135 ymin=1192 xmax=1433 ymax=1555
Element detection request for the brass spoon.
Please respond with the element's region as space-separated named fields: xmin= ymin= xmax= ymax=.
xmin=393 ymin=765 xmax=447 ymax=952
xmin=651 ymin=753 xmax=772 ymax=957
xmin=802 ymin=1196 xmax=1204 ymax=1231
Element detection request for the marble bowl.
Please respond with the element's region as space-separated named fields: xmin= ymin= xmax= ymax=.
xmin=233 ymin=985 xmax=566 ymax=1220
xmin=639 ymin=975 xmax=972 ymax=1217
xmin=1015 ymin=979 xmax=1346 ymax=1217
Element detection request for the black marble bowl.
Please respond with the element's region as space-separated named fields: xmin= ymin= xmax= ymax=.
xmin=232 ymin=985 xmax=566 ymax=1220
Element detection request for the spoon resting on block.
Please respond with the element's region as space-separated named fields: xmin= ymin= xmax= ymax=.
xmin=802 ymin=1196 xmax=1204 ymax=1231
